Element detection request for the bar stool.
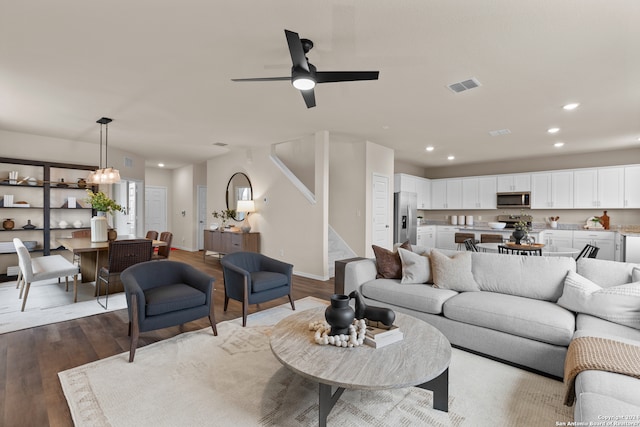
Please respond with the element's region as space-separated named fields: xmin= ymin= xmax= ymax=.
xmin=455 ymin=233 xmax=475 ymax=250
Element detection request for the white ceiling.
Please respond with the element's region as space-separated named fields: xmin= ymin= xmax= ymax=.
xmin=1 ymin=1 xmax=639 ymax=169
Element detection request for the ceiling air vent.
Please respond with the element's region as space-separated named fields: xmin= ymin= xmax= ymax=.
xmin=447 ymin=77 xmax=481 ymax=94
xmin=489 ymin=129 xmax=511 ymax=136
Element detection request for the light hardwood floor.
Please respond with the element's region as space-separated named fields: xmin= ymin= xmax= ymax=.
xmin=0 ymin=250 xmax=335 ymax=427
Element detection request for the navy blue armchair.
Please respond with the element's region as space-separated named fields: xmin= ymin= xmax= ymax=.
xmin=220 ymin=252 xmax=295 ymax=326
xmin=121 ymin=260 xmax=217 ymax=362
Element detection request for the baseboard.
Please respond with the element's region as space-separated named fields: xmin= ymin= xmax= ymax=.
xmin=293 ymin=270 xmax=329 ymax=282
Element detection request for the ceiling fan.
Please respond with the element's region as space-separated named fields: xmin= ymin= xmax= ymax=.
xmin=231 ymin=29 xmax=379 ymax=108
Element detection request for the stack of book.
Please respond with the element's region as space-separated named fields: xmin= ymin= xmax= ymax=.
xmin=364 ymin=324 xmax=403 ymax=348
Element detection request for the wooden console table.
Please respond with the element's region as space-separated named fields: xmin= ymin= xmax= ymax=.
xmin=203 ymin=229 xmax=260 ymax=261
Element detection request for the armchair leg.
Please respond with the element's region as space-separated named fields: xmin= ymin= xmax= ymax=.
xmin=129 ymin=294 xmax=140 ymax=362
xmin=288 ymin=294 xmax=296 ymax=311
xmin=209 ymin=288 xmax=217 ymax=336
xmin=224 ymin=295 xmax=229 ymax=311
xmin=242 ymin=297 xmax=248 ymax=327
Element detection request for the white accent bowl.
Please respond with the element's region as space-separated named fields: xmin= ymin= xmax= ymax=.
xmin=488 ymin=222 xmax=507 ymax=229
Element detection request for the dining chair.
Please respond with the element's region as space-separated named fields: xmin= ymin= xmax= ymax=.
xmin=145 ymin=230 xmax=159 ymax=241
xmin=455 ymin=233 xmax=476 ymax=250
xmin=13 ymin=238 xmax=79 ymax=312
xmin=481 ymin=233 xmax=504 ymax=243
xmin=70 ymin=229 xmax=91 ymax=267
xmin=220 ymin=251 xmax=295 ymax=327
xmin=463 ymin=238 xmax=478 ymax=252
xmin=498 ymin=245 xmax=542 ymax=256
xmin=151 ymin=231 xmax=173 ymax=260
xmin=97 ymin=239 xmax=152 ymax=309
xmin=576 ymin=244 xmax=599 ymax=259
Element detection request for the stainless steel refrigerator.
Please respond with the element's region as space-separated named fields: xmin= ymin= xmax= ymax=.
xmin=393 ymin=191 xmax=417 ymax=245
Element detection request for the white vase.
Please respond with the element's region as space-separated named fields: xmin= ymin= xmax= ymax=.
xmin=91 ymin=214 xmax=108 ymax=242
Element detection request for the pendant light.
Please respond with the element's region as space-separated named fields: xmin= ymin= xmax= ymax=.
xmin=87 ymin=117 xmax=121 ymax=184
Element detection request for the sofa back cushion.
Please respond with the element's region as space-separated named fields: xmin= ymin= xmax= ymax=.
xmin=577 ymin=258 xmax=640 ymax=288
xmin=471 ymin=251 xmax=576 ymax=301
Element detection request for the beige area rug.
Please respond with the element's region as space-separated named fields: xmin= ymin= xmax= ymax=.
xmin=59 ymin=297 xmax=573 ymax=426
xmin=0 ymin=278 xmax=125 ymax=334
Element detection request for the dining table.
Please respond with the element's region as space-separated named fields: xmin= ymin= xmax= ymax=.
xmin=476 ymin=242 xmax=580 ymax=257
xmin=56 ymin=236 xmax=167 ymax=285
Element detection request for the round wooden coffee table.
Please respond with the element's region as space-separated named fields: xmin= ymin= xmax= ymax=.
xmin=270 ymin=306 xmax=451 ymax=426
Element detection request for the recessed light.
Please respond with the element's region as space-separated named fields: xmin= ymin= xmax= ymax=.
xmin=426 ymin=146 xmax=434 ymax=152
xmin=382 ymin=125 xmax=390 ymax=130
xmin=563 ymin=103 xmax=580 ymax=110
xmin=554 ymin=142 xmax=565 ymax=148
xmin=158 ymin=163 xmax=165 ymax=167
xmin=547 ymin=127 xmax=560 ymax=134
xmin=447 ymin=155 xmax=455 ymax=161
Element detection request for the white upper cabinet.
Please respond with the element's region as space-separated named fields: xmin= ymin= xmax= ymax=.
xmin=531 ymin=171 xmax=573 ymax=209
xmin=496 ymin=173 xmax=531 ymax=192
xmin=624 ymin=165 xmax=640 ymax=208
xmin=431 ymin=178 xmax=462 ymax=210
xmin=394 ymin=173 xmax=416 ymax=193
xmin=574 ymin=167 xmax=624 ymax=208
xmin=462 ymin=176 xmax=497 ymax=209
xmin=416 ymin=177 xmax=431 ymax=209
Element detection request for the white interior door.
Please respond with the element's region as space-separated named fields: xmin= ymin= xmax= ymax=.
xmin=113 ymin=180 xmax=143 ymax=237
xmin=197 ymin=185 xmax=207 ymax=250
xmin=145 ymin=186 xmax=167 ymax=234
xmin=372 ymin=173 xmax=391 ymax=249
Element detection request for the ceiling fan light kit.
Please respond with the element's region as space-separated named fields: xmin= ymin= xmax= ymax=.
xmin=232 ymin=29 xmax=379 ymax=108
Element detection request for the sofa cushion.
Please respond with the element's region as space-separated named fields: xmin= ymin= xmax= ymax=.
xmin=558 ymin=271 xmax=640 ymax=329
xmin=577 ymin=258 xmax=640 ymax=288
xmin=251 ymin=271 xmax=288 ymax=293
xmin=430 ymin=249 xmax=480 ymax=292
xmin=443 ymin=292 xmax=575 ymax=346
xmin=634 ymin=267 xmax=640 ymax=282
xmin=575 ymin=370 xmax=640 ymax=413
xmin=471 ymin=251 xmax=575 ymax=302
xmin=398 ymin=248 xmax=432 ymax=284
xmin=575 ymin=392 xmax=640 ymax=423
xmin=372 ymin=241 xmax=411 ymax=279
xmin=360 ymin=278 xmax=457 ymax=315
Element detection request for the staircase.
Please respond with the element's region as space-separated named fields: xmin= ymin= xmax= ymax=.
xmin=328 ymin=226 xmax=357 ymax=278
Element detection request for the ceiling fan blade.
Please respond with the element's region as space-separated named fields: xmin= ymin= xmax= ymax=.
xmin=315 ymin=71 xmax=379 ymax=84
xmin=300 ymin=89 xmax=316 ymax=108
xmin=231 ymin=77 xmax=290 ymax=82
xmin=285 ymin=30 xmax=309 ymax=72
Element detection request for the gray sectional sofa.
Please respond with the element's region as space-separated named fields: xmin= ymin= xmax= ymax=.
xmin=341 ymin=247 xmax=640 ymax=422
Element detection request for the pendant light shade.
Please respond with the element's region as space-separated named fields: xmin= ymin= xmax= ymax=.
xmin=87 ymin=117 xmax=121 ymax=184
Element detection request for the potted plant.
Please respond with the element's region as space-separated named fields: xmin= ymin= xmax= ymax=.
xmin=212 ymin=209 xmax=236 ymax=229
xmin=85 ymin=190 xmax=124 ymax=215
xmin=512 ymin=219 xmax=530 ymax=245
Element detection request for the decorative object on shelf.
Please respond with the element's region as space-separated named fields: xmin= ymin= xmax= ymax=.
xmin=324 ymin=294 xmax=356 ymax=336
xmin=77 ymin=178 xmax=87 ymax=189
xmin=309 ymin=318 xmax=367 ymax=347
xmin=349 ymin=290 xmax=396 ymax=327
xmin=2 ymin=195 xmax=14 ymax=207
xmin=585 ymin=216 xmax=604 ymax=229
xmin=600 ymin=211 xmax=610 ymax=230
xmin=211 ymin=209 xmax=236 ymax=229
xmin=546 ymin=216 xmax=560 ymax=229
xmin=236 ymin=200 xmax=255 ymax=233
xmin=85 ymin=190 xmax=124 ymax=242
xmin=59 ymin=220 xmax=68 ymax=229
xmin=3 ymin=218 xmax=15 ymax=230
xmin=73 ymin=220 xmax=83 ymax=228
xmin=86 ymin=117 xmax=121 ymax=184
xmin=8 ymin=171 xmax=18 ymax=185
xmin=209 ymin=223 xmax=219 ymax=230
xmin=56 ymin=178 xmax=69 ymax=188
xmin=107 ymin=228 xmax=117 ymax=241
xmin=22 ymin=220 xmax=36 ymax=229
xmin=27 ymin=177 xmax=38 ymax=186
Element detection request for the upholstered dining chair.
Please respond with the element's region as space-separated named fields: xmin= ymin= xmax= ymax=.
xmin=97 ymin=239 xmax=152 ymax=309
xmin=151 ymin=231 xmax=173 ymax=260
xmin=455 ymin=232 xmax=475 ymax=250
xmin=145 ymin=230 xmax=159 ymax=241
xmin=13 ymin=238 xmax=79 ymax=311
xmin=220 ymin=252 xmax=295 ymax=327
xmin=481 ymin=233 xmax=504 ymax=243
xmin=121 ymin=260 xmax=217 ymax=362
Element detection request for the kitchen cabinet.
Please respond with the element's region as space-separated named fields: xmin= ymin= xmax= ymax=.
xmin=541 ymin=229 xmax=573 ymax=247
xmin=573 ymin=167 xmax=624 ymax=209
xmin=462 ymin=176 xmax=497 ymax=209
xmin=394 ymin=174 xmax=430 ymax=209
xmin=435 ymin=226 xmax=457 ymax=250
xmin=0 ymin=157 xmax=97 ymax=280
xmin=496 ymin=173 xmax=531 ymax=192
xmin=416 ymin=225 xmax=436 ymax=248
xmin=531 ymin=171 xmax=573 ymax=209
xmin=431 ymin=178 xmax=462 ymax=210
xmin=572 ymin=230 xmax=615 ymax=261
xmin=615 ymin=232 xmax=624 ymax=262
xmin=624 ymin=165 xmax=640 ymax=208
xmin=394 ymin=173 xmax=416 ymax=193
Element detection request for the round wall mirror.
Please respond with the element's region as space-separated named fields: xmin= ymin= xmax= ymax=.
xmin=226 ymin=172 xmax=252 ymax=221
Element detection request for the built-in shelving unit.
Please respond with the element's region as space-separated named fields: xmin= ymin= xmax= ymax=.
xmin=0 ymin=157 xmax=97 ymax=281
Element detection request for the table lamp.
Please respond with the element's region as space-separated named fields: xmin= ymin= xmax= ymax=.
xmin=236 ymin=200 xmax=256 ymax=233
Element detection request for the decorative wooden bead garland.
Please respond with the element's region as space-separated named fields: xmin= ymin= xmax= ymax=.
xmin=309 ymin=318 xmax=367 ymax=348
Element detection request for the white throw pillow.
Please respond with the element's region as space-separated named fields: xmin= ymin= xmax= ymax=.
xmin=633 ymin=267 xmax=640 ymax=283
xmin=430 ymin=249 xmax=480 ymax=292
xmin=558 ymin=271 xmax=640 ymax=329
xmin=398 ymin=247 xmax=432 ymax=284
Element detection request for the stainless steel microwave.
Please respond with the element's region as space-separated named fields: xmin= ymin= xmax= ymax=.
xmin=496 ymin=192 xmax=531 ymax=208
